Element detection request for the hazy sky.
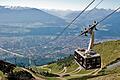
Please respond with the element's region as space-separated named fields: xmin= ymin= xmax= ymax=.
xmin=0 ymin=0 xmax=119 ymax=10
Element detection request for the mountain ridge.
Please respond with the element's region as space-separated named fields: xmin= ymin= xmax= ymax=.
xmin=0 ymin=6 xmax=66 ymax=26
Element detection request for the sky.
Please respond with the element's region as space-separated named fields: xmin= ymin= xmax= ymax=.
xmin=0 ymin=0 xmax=119 ymax=10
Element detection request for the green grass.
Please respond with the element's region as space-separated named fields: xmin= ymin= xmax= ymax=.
xmin=93 ymin=40 xmax=120 ymax=67
xmin=0 ymin=71 xmax=7 ymax=80
xmin=0 ymin=71 xmax=4 ymax=77
xmin=44 ymin=55 xmax=76 ymax=74
xmin=43 ymin=63 xmax=62 ymax=73
xmin=87 ymin=40 xmax=120 ymax=80
xmin=13 ymin=67 xmax=24 ymax=72
xmin=88 ymin=73 xmax=120 ymax=80
xmin=32 ymin=66 xmax=49 ymax=72
xmin=66 ymin=60 xmax=79 ymax=73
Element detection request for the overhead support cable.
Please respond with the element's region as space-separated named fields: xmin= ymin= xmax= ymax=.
xmin=76 ymin=0 xmax=104 ymax=28
xmin=52 ymin=0 xmax=96 ymax=41
xmin=42 ymin=0 xmax=107 ymax=46
xmin=84 ymin=0 xmax=104 ymax=18
xmin=97 ymin=6 xmax=120 ymax=24
xmin=30 ymin=0 xmax=96 ymax=48
xmin=67 ymin=6 xmax=120 ymax=44
xmin=26 ymin=0 xmax=96 ymax=52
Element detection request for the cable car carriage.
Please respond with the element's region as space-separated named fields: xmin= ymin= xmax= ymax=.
xmin=74 ymin=48 xmax=101 ymax=69
xmin=74 ymin=21 xmax=101 ymax=70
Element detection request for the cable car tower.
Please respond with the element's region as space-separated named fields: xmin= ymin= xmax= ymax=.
xmin=74 ymin=21 xmax=101 ymax=70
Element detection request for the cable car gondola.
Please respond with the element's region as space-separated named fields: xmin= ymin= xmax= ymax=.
xmin=74 ymin=48 xmax=101 ymax=69
xmin=74 ymin=21 xmax=101 ymax=70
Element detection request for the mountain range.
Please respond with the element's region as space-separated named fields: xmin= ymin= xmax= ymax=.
xmin=0 ymin=6 xmax=120 ymax=38
xmin=43 ymin=8 xmax=120 ymax=38
xmin=0 ymin=6 xmax=66 ymax=26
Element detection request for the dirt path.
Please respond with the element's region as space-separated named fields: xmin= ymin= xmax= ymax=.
xmin=58 ymin=67 xmax=66 ymax=74
xmin=63 ymin=67 xmax=67 ymax=74
xmin=59 ymin=67 xmax=67 ymax=78
xmin=0 ymin=77 xmax=2 ymax=80
xmin=21 ymin=68 xmax=45 ymax=80
xmin=68 ymin=65 xmax=82 ymax=74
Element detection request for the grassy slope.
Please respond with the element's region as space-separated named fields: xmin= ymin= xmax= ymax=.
xmin=0 ymin=71 xmax=6 ymax=80
xmin=93 ymin=40 xmax=120 ymax=67
xmin=85 ymin=40 xmax=120 ymax=80
xmin=42 ymin=40 xmax=120 ymax=80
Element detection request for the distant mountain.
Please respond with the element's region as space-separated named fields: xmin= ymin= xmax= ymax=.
xmin=62 ymin=8 xmax=113 ymax=23
xmin=0 ymin=6 xmax=120 ymax=38
xmin=0 ymin=6 xmax=66 ymax=26
xmin=96 ymin=11 xmax=120 ymax=38
xmin=43 ymin=9 xmax=73 ymax=19
xmin=44 ymin=8 xmax=120 ymax=38
xmin=43 ymin=8 xmax=112 ymax=21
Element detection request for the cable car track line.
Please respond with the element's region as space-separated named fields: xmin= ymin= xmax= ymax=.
xmin=98 ymin=6 xmax=120 ymax=24
xmin=68 ymin=6 xmax=120 ymax=43
xmin=52 ymin=0 xmax=95 ymax=41
xmin=81 ymin=0 xmax=104 ymax=21
xmin=65 ymin=0 xmax=105 ymax=43
xmin=72 ymin=0 xmax=104 ymax=31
